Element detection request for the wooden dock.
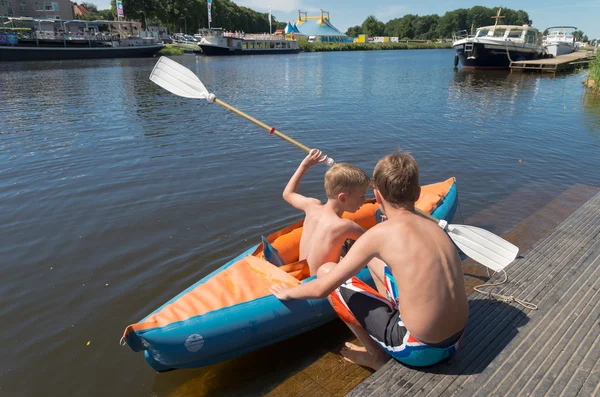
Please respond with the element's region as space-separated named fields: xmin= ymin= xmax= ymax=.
xmin=510 ymin=51 xmax=595 ymax=73
xmin=347 ymin=188 xmax=600 ymax=396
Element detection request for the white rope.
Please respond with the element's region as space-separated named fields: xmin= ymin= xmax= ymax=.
xmin=505 ymin=40 xmax=515 ymax=63
xmin=474 ymin=269 xmax=538 ymax=310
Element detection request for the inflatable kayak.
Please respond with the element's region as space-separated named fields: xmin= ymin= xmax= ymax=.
xmin=122 ymin=177 xmax=458 ymax=371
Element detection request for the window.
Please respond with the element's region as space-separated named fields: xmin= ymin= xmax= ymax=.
xmin=476 ymin=29 xmax=490 ymax=37
xmin=43 ymin=2 xmax=59 ymax=11
xmin=525 ymin=31 xmax=537 ymax=44
xmin=493 ymin=29 xmax=506 ymax=38
xmin=20 ymin=2 xmax=27 ymax=11
xmin=507 ymin=29 xmax=523 ymax=39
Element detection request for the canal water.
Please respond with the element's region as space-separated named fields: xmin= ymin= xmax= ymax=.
xmin=1 ymin=50 xmax=599 ymax=396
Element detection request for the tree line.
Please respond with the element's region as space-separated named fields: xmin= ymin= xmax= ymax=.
xmin=77 ymin=2 xmax=591 ymax=43
xmin=346 ymin=6 xmax=534 ymax=39
xmin=77 ymin=0 xmax=286 ymax=34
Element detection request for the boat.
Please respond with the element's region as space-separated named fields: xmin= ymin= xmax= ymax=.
xmin=0 ymin=18 xmax=164 ymax=62
xmin=543 ymin=26 xmax=578 ymax=57
xmin=121 ymin=177 xmax=458 ymax=371
xmin=452 ymin=8 xmax=544 ymax=69
xmin=197 ymin=28 xmax=300 ymax=55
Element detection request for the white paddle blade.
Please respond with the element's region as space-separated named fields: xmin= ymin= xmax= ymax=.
xmin=447 ymin=224 xmax=519 ymax=272
xmin=149 ymin=56 xmax=210 ymax=100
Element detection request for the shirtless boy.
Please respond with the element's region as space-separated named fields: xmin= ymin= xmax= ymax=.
xmin=282 ymin=149 xmax=370 ymax=276
xmin=272 ymin=151 xmax=469 ymax=370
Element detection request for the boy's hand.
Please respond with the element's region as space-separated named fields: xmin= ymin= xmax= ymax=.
xmin=270 ymin=283 xmax=293 ymax=300
xmin=301 ymin=149 xmax=328 ymax=168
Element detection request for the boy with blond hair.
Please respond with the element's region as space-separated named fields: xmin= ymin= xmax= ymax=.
xmin=282 ymin=149 xmax=371 ymax=276
xmin=272 ymin=151 xmax=468 ymax=370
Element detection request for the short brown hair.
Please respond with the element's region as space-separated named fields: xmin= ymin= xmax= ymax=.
xmin=324 ymin=163 xmax=370 ymax=199
xmin=373 ymin=151 xmax=419 ymax=205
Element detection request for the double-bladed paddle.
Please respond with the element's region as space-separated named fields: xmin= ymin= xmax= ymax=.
xmin=148 ymin=56 xmax=519 ymax=272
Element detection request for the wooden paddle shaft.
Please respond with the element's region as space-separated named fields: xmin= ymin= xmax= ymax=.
xmin=214 ymin=98 xmax=311 ymax=153
xmin=416 ymin=207 xmax=438 ymax=221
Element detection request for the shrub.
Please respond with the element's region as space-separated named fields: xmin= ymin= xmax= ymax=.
xmin=159 ymin=45 xmax=185 ymax=56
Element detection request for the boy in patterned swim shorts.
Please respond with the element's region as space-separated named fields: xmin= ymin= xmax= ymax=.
xmin=271 ymin=151 xmax=468 ymax=370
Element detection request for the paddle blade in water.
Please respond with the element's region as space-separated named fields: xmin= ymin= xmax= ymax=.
xmin=446 ymin=224 xmax=519 ymax=272
xmin=150 ymin=56 xmax=209 ymax=99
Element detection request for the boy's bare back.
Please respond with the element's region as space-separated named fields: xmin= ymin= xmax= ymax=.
xmin=299 ymin=203 xmax=361 ymax=276
xmin=369 ymin=211 xmax=468 ymax=343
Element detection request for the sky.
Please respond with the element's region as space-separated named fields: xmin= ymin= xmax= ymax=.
xmin=94 ymin=0 xmax=600 ymax=39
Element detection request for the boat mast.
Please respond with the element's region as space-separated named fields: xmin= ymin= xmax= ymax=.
xmin=491 ymin=7 xmax=505 ymax=29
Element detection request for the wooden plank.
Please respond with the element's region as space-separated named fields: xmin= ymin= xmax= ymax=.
xmin=347 ymin=190 xmax=600 ymax=397
xmin=577 ymin=353 xmax=600 ymax=396
xmin=561 ymin=332 xmax=600 ymax=397
xmin=351 ymin=230 xmax=592 ymax=397
xmin=461 ymin=245 xmax=600 ymax=396
xmin=436 ymin=242 xmax=600 ymax=397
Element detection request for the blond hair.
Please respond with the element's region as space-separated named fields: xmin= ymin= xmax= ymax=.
xmin=324 ymin=163 xmax=370 ymax=199
xmin=373 ymin=151 xmax=419 ymax=205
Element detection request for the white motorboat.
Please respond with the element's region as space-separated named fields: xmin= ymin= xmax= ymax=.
xmin=452 ymin=8 xmax=544 ymax=69
xmin=543 ymin=26 xmax=578 ymax=57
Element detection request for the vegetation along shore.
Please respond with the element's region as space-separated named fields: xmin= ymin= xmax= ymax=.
xmin=587 ymin=55 xmax=599 ymax=93
xmin=299 ymin=42 xmax=452 ymax=52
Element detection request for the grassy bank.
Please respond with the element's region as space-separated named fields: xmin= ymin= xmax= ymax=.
xmin=159 ymin=44 xmax=185 ymax=56
xmin=299 ymin=41 xmax=452 ymax=52
xmin=587 ymin=55 xmax=599 ymax=92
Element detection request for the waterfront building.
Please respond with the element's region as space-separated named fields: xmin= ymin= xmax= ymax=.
xmin=1 ymin=0 xmax=74 ymax=20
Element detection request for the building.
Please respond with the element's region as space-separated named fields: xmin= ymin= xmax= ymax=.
xmin=1 ymin=0 xmax=74 ymax=20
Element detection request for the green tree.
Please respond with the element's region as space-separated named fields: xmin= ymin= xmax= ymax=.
xmin=346 ymin=25 xmax=362 ymax=37
xmin=81 ymin=2 xmax=99 ymax=12
xmin=386 ymin=14 xmax=417 ymax=39
xmin=413 ymin=15 xmax=439 ymax=39
xmin=362 ymin=15 xmax=385 ymax=36
xmin=466 ymin=6 xmax=495 ymax=33
xmin=573 ymin=30 xmax=585 ymax=41
xmin=435 ymin=8 xmax=468 ymax=38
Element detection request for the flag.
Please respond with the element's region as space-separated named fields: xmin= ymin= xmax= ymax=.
xmin=207 ymin=0 xmax=212 ymax=23
xmin=116 ymin=0 xmax=123 ymax=18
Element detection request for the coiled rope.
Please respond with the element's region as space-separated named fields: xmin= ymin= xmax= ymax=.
xmin=474 ymin=268 xmax=538 ymax=310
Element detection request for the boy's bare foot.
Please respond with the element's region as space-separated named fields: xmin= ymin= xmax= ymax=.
xmin=340 ymin=342 xmax=388 ymax=370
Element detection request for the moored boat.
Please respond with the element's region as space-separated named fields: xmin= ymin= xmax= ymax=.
xmin=197 ymin=28 xmax=300 ymax=55
xmin=452 ymin=9 xmax=544 ymax=69
xmin=0 ymin=18 xmax=164 ymax=62
xmin=121 ymin=177 xmax=458 ymax=371
xmin=543 ymin=26 xmax=578 ymax=57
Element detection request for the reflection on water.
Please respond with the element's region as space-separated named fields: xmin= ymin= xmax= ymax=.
xmin=2 ymin=50 xmax=600 ymax=397
xmin=448 ymin=70 xmax=542 ymax=120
